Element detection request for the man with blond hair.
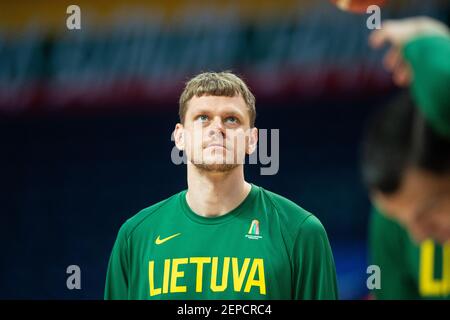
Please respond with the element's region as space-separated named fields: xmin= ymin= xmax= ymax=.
xmin=104 ymin=71 xmax=338 ymax=300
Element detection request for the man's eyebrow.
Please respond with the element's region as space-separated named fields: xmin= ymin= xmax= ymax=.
xmin=191 ymin=108 xmax=245 ymax=116
xmin=190 ymin=109 xmax=212 ymax=115
xmin=223 ymin=109 xmax=246 ymax=116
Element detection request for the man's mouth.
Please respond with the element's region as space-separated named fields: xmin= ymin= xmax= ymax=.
xmin=206 ymin=143 xmax=226 ymax=149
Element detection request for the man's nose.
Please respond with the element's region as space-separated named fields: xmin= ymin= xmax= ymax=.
xmin=208 ymin=117 xmax=225 ymax=136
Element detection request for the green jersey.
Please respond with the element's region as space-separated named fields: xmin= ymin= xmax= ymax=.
xmin=369 ymin=207 xmax=450 ymax=299
xmin=104 ymin=184 xmax=338 ymax=300
xmin=403 ymin=34 xmax=450 ymax=138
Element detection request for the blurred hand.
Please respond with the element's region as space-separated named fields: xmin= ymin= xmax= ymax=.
xmin=369 ymin=17 xmax=450 ymax=87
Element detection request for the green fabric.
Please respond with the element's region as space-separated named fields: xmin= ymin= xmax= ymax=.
xmin=104 ymin=184 xmax=338 ymax=300
xmin=369 ymin=207 xmax=450 ymax=299
xmin=403 ymin=34 xmax=450 ymax=139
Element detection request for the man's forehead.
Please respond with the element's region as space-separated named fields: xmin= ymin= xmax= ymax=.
xmin=187 ymin=95 xmax=247 ymax=112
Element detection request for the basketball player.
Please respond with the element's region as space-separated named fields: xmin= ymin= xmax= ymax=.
xmin=104 ymin=72 xmax=338 ymax=299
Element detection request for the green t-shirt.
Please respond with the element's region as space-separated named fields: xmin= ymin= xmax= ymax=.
xmin=104 ymin=184 xmax=338 ymax=300
xmin=369 ymin=207 xmax=450 ymax=299
xmin=403 ymin=34 xmax=450 ymax=139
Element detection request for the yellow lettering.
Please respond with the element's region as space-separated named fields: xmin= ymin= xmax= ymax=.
xmin=244 ymin=258 xmax=266 ymax=295
xmin=419 ymin=240 xmax=446 ymax=296
xmin=163 ymin=258 xmax=170 ymax=294
xmin=443 ymin=243 xmax=450 ymax=294
xmin=149 ymin=256 xmax=269 ymax=296
xmin=232 ymin=258 xmax=250 ymax=292
xmin=189 ymin=257 xmax=211 ymax=293
xmin=211 ymin=257 xmax=229 ymax=292
xmin=170 ymin=258 xmax=188 ymax=293
xmin=149 ymin=261 xmax=161 ymax=296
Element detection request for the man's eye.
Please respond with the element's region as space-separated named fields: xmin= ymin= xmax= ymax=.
xmin=197 ymin=115 xmax=209 ymax=122
xmin=225 ymin=116 xmax=238 ymax=124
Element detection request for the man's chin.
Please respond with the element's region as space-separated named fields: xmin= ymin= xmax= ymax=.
xmin=193 ymin=162 xmax=239 ymax=173
xmin=432 ymin=231 xmax=450 ymax=245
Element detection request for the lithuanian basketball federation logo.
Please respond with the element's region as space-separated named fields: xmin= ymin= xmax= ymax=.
xmin=245 ymin=219 xmax=263 ymax=240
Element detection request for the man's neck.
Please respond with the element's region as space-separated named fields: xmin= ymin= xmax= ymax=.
xmin=186 ymin=164 xmax=251 ymax=218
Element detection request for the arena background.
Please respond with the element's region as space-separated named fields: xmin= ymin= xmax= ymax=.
xmin=0 ymin=0 xmax=449 ymax=299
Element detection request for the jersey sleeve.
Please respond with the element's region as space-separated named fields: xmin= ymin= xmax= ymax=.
xmin=292 ymin=215 xmax=339 ymax=300
xmin=104 ymin=223 xmax=130 ymax=300
xmin=403 ymin=34 xmax=450 ymax=139
xmin=369 ymin=207 xmax=418 ymax=299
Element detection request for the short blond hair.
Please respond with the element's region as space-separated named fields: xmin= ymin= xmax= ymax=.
xmin=179 ymin=71 xmax=256 ymax=127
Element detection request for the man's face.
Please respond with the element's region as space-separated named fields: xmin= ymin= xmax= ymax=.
xmin=174 ymin=95 xmax=257 ymax=172
xmin=373 ymin=167 xmax=450 ymax=244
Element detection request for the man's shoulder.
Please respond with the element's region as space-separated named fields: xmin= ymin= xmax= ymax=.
xmin=259 ymin=186 xmax=312 ymax=220
xmin=118 ymin=191 xmax=183 ymax=240
xmin=369 ymin=205 xmax=410 ymax=247
xmin=258 ymin=186 xmax=325 ymax=235
xmin=257 ymin=186 xmax=330 ymax=251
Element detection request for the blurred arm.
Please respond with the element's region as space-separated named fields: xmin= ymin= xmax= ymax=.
xmin=403 ymin=34 xmax=450 ymax=139
xmin=369 ymin=17 xmax=450 ymax=139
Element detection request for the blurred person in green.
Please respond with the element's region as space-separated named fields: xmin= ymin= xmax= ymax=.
xmin=362 ymin=17 xmax=450 ymax=299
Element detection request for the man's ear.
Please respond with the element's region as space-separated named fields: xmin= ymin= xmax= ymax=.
xmin=246 ymin=127 xmax=258 ymax=155
xmin=174 ymin=123 xmax=185 ymax=150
